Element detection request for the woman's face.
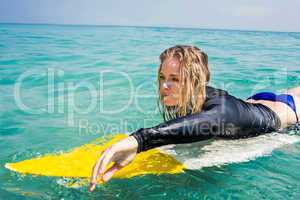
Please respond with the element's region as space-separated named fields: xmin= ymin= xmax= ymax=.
xmin=159 ymin=57 xmax=181 ymax=106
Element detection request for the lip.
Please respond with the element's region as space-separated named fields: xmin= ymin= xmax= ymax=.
xmin=162 ymin=93 xmax=170 ymax=96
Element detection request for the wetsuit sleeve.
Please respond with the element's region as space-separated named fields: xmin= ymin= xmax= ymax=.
xmin=130 ymin=94 xmax=280 ymax=153
xmin=130 ymin=96 xmax=240 ymax=153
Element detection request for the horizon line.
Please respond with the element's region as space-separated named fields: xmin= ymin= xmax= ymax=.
xmin=1 ymin=21 xmax=299 ymax=34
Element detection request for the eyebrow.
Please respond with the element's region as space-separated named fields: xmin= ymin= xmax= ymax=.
xmin=159 ymin=73 xmax=179 ymax=77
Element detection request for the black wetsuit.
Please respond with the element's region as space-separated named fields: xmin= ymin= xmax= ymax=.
xmin=130 ymin=86 xmax=281 ymax=153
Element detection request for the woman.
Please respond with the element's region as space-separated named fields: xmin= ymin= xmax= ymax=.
xmin=89 ymin=45 xmax=300 ymax=191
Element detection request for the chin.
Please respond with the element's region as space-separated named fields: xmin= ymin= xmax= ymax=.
xmin=162 ymin=96 xmax=178 ymax=106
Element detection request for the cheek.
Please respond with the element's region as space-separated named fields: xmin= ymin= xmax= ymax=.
xmin=170 ymin=85 xmax=180 ymax=97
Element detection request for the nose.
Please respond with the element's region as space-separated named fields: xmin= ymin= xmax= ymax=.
xmin=162 ymin=81 xmax=170 ymax=89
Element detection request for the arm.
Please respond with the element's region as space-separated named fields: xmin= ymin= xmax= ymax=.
xmin=130 ymin=97 xmax=237 ymax=153
xmin=130 ymin=94 xmax=281 ymax=153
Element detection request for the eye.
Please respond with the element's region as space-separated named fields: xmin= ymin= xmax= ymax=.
xmin=159 ymin=75 xmax=165 ymax=80
xmin=172 ymin=77 xmax=179 ymax=82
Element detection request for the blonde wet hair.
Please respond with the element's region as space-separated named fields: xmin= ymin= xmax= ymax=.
xmin=158 ymin=45 xmax=210 ymax=121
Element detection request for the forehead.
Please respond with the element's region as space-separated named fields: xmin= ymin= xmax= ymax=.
xmin=160 ymin=57 xmax=180 ymax=74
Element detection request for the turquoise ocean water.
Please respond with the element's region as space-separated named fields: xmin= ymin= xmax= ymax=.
xmin=0 ymin=23 xmax=300 ymax=199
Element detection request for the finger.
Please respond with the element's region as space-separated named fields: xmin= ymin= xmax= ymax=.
xmin=89 ymin=151 xmax=108 ymax=192
xmin=98 ymin=148 xmax=115 ymax=176
xmin=90 ymin=148 xmax=107 ymax=183
xmin=88 ymin=148 xmax=111 ymax=191
xmin=102 ymin=163 xmax=123 ymax=182
xmin=88 ymin=182 xmax=96 ymax=192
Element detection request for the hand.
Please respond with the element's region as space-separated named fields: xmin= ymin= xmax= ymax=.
xmin=88 ymin=136 xmax=138 ymax=192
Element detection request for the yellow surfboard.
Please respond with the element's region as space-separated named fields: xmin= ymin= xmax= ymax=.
xmin=5 ymin=134 xmax=185 ymax=184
